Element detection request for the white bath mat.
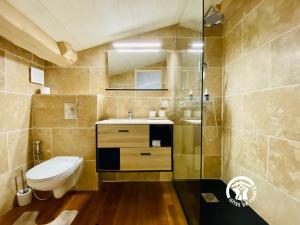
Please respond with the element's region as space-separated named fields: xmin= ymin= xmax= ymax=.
xmin=13 ymin=210 xmax=78 ymax=225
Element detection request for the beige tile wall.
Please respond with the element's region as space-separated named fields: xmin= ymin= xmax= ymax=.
xmin=0 ymin=36 xmax=44 ymax=215
xmin=31 ymin=94 xmax=98 ymax=190
xmin=221 ymin=0 xmax=300 ymax=224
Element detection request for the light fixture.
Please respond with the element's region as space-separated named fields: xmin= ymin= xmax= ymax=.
xmin=191 ymin=41 xmax=204 ymax=48
xmin=113 ymin=42 xmax=161 ymax=48
xmin=116 ymin=49 xmax=161 ymax=53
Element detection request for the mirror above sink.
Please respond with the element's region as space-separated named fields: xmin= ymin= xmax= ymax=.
xmin=106 ymin=39 xmax=175 ymax=91
xmin=107 ymin=50 xmax=169 ymax=90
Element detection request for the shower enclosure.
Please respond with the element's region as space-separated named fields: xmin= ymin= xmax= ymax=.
xmin=172 ymin=42 xmax=203 ymax=225
xmin=172 ymin=2 xmax=204 ymax=223
xmin=172 ymin=2 xmax=270 ymax=225
xmin=172 ymin=1 xmax=223 ymax=225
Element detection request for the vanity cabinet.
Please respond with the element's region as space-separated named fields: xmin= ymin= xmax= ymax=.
xmin=97 ymin=125 xmax=149 ymax=148
xmin=120 ymin=147 xmax=171 ymax=171
xmin=96 ymin=123 xmax=173 ymax=172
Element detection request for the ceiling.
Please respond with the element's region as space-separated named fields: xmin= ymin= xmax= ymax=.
xmin=6 ymin=0 xmax=220 ymax=51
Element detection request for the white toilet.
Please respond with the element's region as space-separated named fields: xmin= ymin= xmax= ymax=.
xmin=26 ymin=156 xmax=83 ymax=198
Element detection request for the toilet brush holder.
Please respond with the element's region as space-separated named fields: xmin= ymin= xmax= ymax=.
xmin=17 ymin=188 xmax=32 ymax=206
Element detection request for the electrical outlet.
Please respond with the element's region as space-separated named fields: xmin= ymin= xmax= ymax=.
xmin=64 ymin=103 xmax=77 ymax=119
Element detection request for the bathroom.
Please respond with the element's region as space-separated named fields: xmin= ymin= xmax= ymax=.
xmin=0 ymin=0 xmax=299 ymax=224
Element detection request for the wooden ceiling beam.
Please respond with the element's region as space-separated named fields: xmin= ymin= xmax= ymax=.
xmin=0 ymin=0 xmax=77 ymax=66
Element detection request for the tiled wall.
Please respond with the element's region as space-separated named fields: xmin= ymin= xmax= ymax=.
xmin=221 ymin=0 xmax=300 ymax=224
xmin=0 ymin=36 xmax=45 ymax=215
xmin=31 ymin=95 xmax=99 ymax=190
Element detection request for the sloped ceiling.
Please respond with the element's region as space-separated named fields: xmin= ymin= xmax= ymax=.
xmin=6 ymin=0 xmax=219 ymax=51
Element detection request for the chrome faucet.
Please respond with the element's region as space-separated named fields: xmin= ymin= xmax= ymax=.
xmin=128 ymin=111 xmax=133 ymax=120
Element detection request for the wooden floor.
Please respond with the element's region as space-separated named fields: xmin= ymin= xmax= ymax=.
xmin=0 ymin=182 xmax=188 ymax=225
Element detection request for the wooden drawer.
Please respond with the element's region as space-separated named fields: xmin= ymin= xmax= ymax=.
xmin=120 ymin=147 xmax=171 ymax=171
xmin=97 ymin=125 xmax=149 ymax=148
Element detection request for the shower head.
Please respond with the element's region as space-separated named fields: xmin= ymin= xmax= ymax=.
xmin=204 ymin=5 xmax=224 ymax=27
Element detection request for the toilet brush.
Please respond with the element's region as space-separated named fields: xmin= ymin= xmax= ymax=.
xmin=20 ymin=170 xmax=27 ymax=194
xmin=15 ymin=176 xmax=18 ymax=192
xmin=16 ymin=170 xmax=32 ymax=206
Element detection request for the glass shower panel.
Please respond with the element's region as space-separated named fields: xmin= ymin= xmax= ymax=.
xmin=173 ymin=34 xmax=203 ymax=225
xmin=171 ymin=1 xmax=204 ymax=224
xmin=173 ymin=40 xmax=202 ymax=180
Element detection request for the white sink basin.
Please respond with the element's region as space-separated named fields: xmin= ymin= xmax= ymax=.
xmin=96 ymin=118 xmax=174 ymax=125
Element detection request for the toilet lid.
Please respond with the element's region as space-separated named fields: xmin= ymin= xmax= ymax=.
xmin=26 ymin=156 xmax=81 ymax=181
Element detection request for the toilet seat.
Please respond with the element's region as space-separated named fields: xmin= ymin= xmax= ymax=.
xmin=26 ymin=156 xmax=81 ymax=182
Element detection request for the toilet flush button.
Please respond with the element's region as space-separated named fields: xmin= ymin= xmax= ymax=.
xmin=64 ymin=103 xmax=77 ymax=119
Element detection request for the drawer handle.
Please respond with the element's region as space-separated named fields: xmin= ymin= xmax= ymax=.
xmin=140 ymin=153 xmax=151 ymax=156
xmin=118 ymin=130 xmax=129 ymax=133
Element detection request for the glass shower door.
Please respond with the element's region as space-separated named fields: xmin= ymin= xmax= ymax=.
xmin=172 ymin=21 xmax=204 ymax=225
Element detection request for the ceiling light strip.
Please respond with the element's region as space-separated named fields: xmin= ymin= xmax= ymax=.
xmin=113 ymin=42 xmax=161 ymax=48
xmin=116 ymin=49 xmax=161 ymax=53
